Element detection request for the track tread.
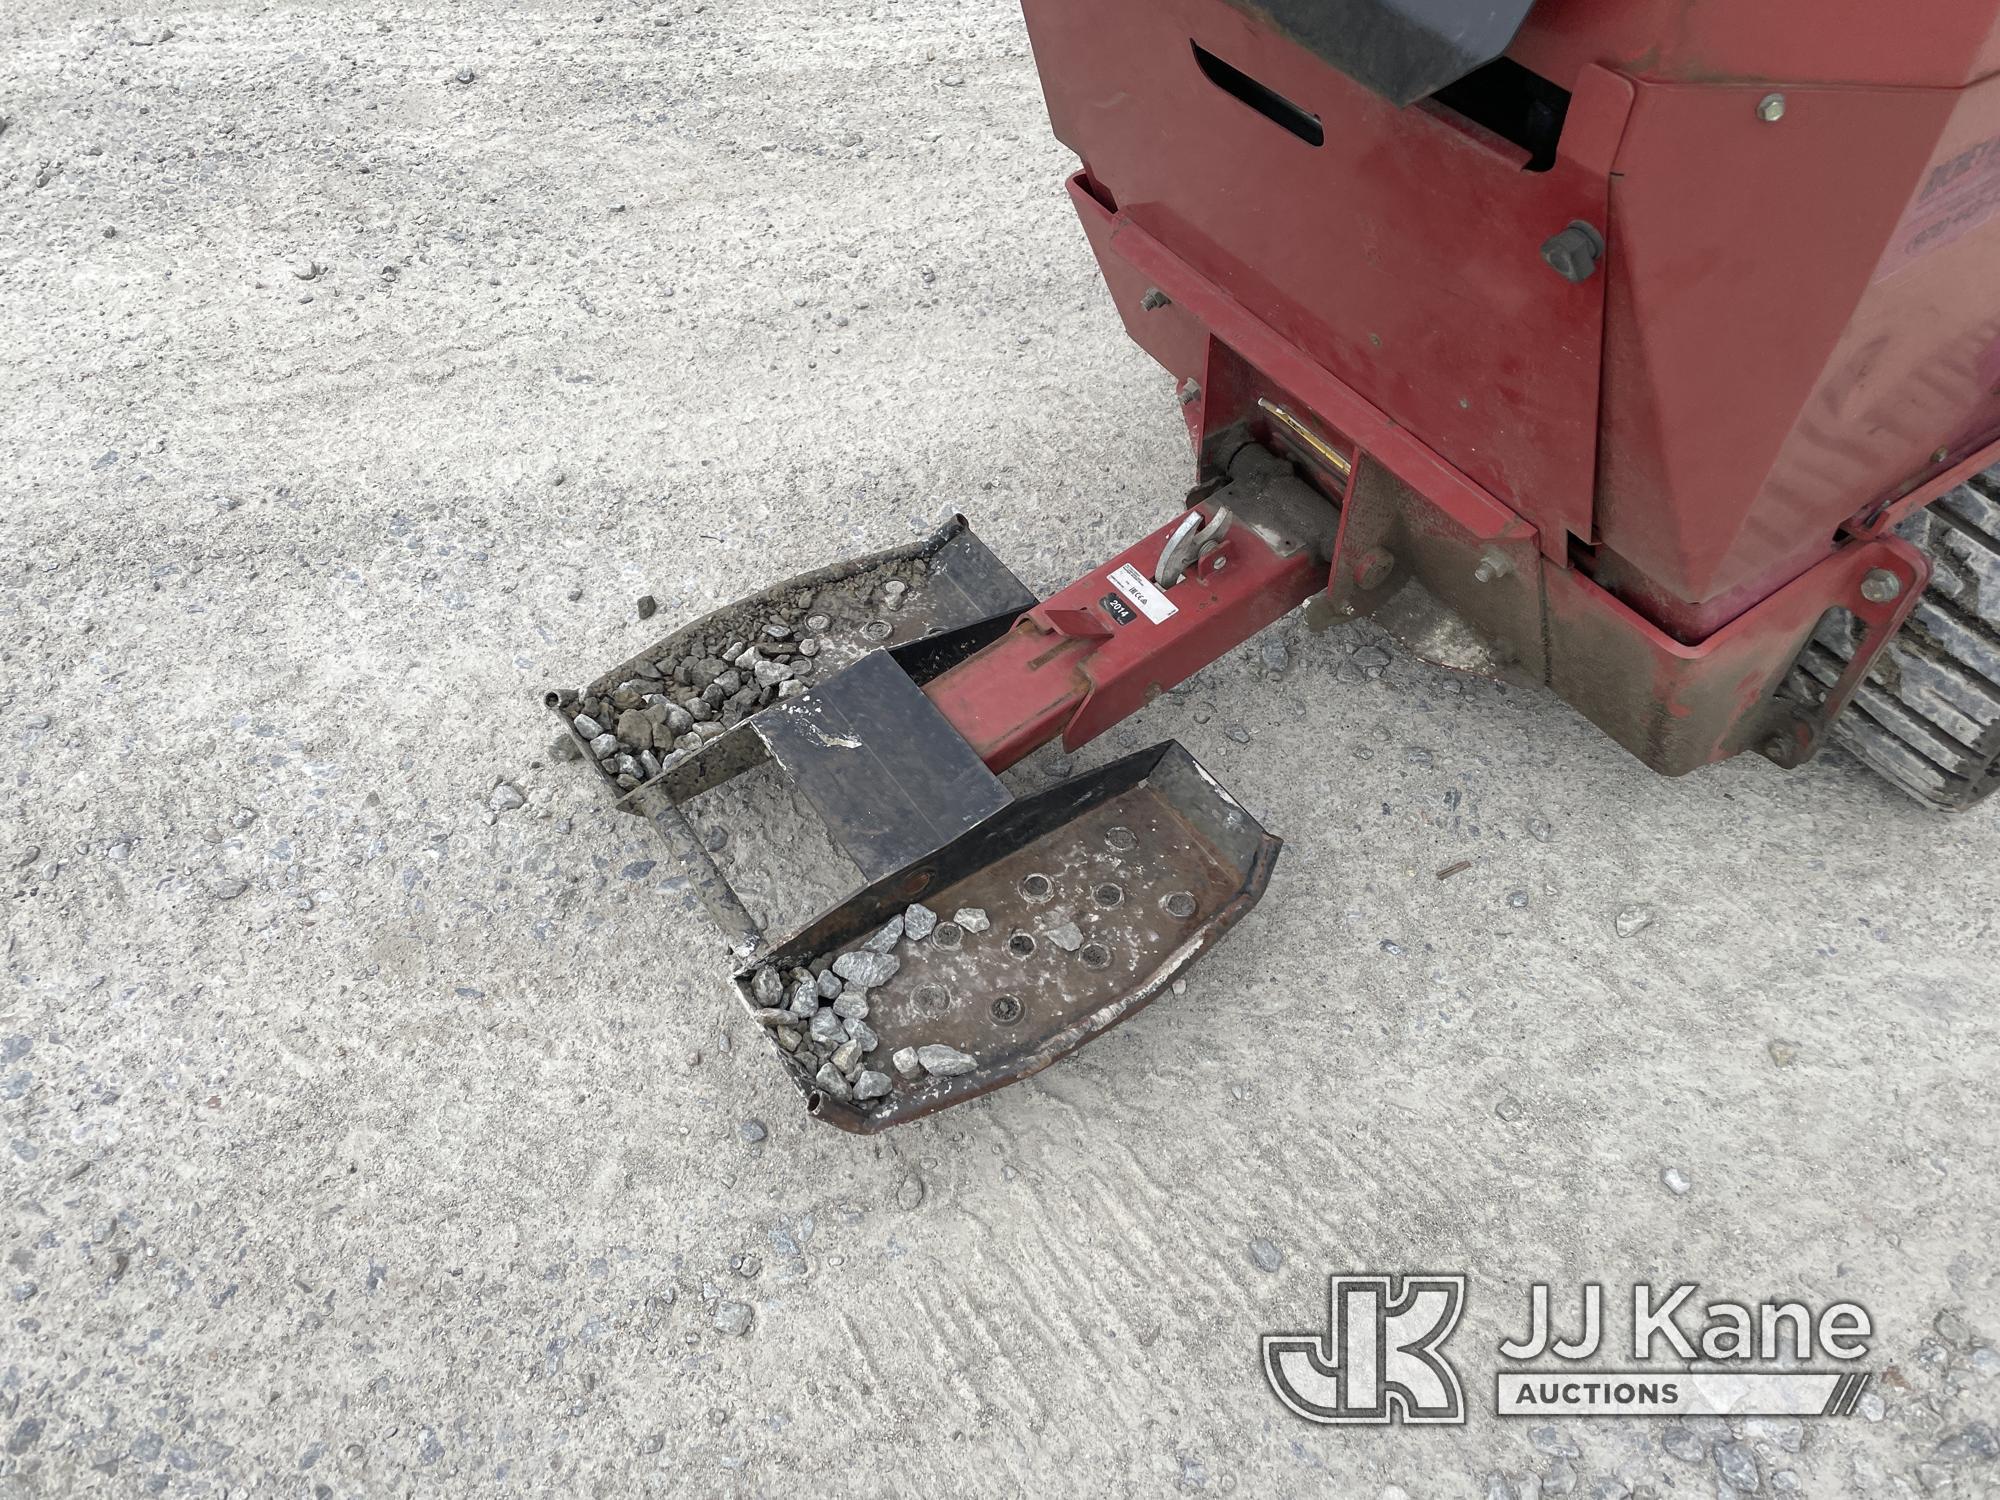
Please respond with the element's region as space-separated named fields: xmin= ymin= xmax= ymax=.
xmin=1826 ymin=467 xmax=2000 ymax=810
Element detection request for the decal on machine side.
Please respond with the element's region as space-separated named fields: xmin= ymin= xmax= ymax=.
xmin=1108 ymin=562 xmax=1178 ymax=624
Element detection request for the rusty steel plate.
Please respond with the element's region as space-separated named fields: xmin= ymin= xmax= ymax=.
xmin=737 ymin=742 xmax=1280 ymax=1133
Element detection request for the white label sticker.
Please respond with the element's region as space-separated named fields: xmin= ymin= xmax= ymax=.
xmin=1107 ymin=563 xmax=1178 ymax=624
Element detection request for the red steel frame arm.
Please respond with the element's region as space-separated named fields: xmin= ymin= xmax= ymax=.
xmin=925 ymin=502 xmax=1325 ymax=774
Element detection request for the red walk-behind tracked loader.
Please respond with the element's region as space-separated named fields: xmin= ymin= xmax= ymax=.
xmin=550 ymin=1 xmax=2000 ymax=1130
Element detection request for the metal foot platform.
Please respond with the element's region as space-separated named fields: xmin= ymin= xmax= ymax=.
xmin=546 ymin=445 xmax=1337 ymax=1128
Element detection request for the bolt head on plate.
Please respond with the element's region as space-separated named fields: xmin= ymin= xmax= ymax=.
xmin=1353 ymin=546 xmax=1395 ymax=591
xmin=1860 ymin=567 xmax=1903 ymax=604
xmin=1756 ymin=93 xmax=1786 ymax=123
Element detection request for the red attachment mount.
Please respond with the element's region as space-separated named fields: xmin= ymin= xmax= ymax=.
xmin=925 ymin=449 xmax=1336 ymax=773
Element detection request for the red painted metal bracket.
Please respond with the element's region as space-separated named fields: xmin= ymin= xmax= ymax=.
xmin=925 ymin=501 xmax=1325 ymax=774
xmin=1321 ymin=450 xmax=1933 ymax=774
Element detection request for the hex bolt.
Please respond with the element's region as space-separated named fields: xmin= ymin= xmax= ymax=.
xmin=1354 ymin=546 xmax=1395 ymax=591
xmin=1933 ymin=446 xmax=1951 ymax=464
xmin=1140 ymin=287 xmax=1171 ymax=311
xmin=1175 ymin=378 xmax=1201 ymax=407
xmin=1859 ymin=568 xmax=1903 ymax=604
xmin=1756 ymin=93 xmax=1786 ymax=123
xmin=1473 ymin=554 xmax=1512 ymax=585
xmin=1539 ymin=220 xmax=1605 ymax=283
xmin=1763 ymin=734 xmax=1791 ymax=761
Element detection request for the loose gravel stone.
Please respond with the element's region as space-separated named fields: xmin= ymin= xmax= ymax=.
xmin=831 ymin=950 xmax=900 ymax=990
xmin=904 ymin=902 xmax=938 ymax=940
xmin=788 ymin=980 xmax=819 ymax=1020
xmin=488 ymin=782 xmax=525 ymax=813
xmin=831 ymin=992 xmax=869 ymax=1020
xmin=746 ymin=1007 xmax=791 ymax=1028
xmin=1248 ymin=1237 xmax=1283 ymax=1273
xmin=853 ymin=1069 xmax=892 ymax=1101
xmin=1713 ymin=1440 xmax=1759 ymax=1493
xmin=953 ymin=907 xmax=990 ymax=933
xmin=891 ymin=1046 xmax=922 ymax=1078
xmin=1046 ymin=921 xmax=1083 ymax=953
xmin=752 ymin=967 xmax=784 ymax=1006
xmin=737 ymin=1119 xmax=767 ymax=1144
xmin=1661 ymin=1165 xmax=1692 ymax=1196
xmin=615 ymin=708 xmax=651 ymax=745
xmin=1224 ymin=723 xmax=1252 ymax=745
xmin=831 ymin=1039 xmax=864 ymax=1074
xmin=712 ymin=1301 xmax=753 ymax=1336
xmin=815 ymin=970 xmax=842 ymax=1000
xmin=589 ymin=732 xmax=618 ymax=759
xmin=1259 ymin=636 xmax=1289 ymax=672
xmin=860 ymin=915 xmax=904 ymax=953
xmin=808 ymin=1010 xmax=846 ymax=1044
xmin=1530 ymin=1425 xmax=1579 ymax=1459
xmin=1662 ymin=1425 xmax=1706 ymax=1462
xmin=573 ymin=714 xmax=605 ymax=739
xmin=844 ymin=1018 xmax=878 ymax=1052
xmin=916 ymin=1044 xmax=976 ymax=1078
xmin=1615 ymin=905 xmax=1656 ymax=938
xmin=813 ymin=1063 xmax=851 ymax=1101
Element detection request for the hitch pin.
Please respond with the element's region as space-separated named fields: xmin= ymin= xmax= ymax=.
xmin=1257 ymin=397 xmax=1352 ymax=480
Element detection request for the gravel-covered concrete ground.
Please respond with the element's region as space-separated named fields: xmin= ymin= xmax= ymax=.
xmin=3 ymin=3 xmax=1998 ymax=1496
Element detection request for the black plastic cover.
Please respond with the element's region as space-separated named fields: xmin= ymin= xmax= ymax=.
xmin=1223 ymin=0 xmax=1540 ymax=106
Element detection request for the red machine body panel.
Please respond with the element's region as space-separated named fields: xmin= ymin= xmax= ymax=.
xmin=1021 ymin=0 xmax=2000 ymax=644
xmin=1592 ymin=72 xmax=2000 ymax=635
xmin=1513 ymin=0 xmax=2000 ymax=91
xmin=1025 ymin=0 xmax=1622 ymax=559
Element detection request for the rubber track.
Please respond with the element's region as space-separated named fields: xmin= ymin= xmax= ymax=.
xmin=1813 ymin=470 xmax=2000 ymax=810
